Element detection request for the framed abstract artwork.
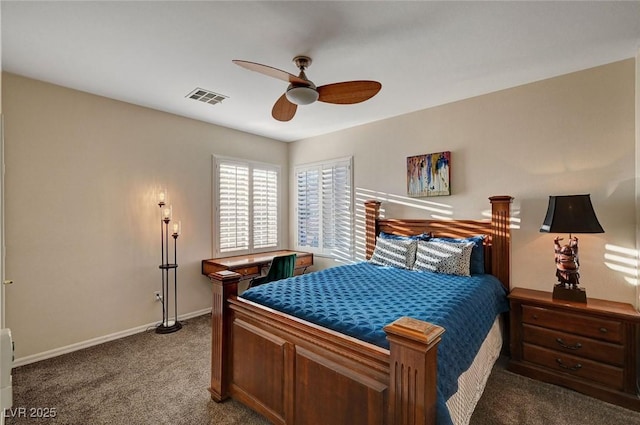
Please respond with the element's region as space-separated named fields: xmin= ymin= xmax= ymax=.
xmin=407 ymin=151 xmax=451 ymax=197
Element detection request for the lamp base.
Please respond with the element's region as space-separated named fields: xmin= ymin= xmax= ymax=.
xmin=155 ymin=321 xmax=182 ymax=334
xmin=552 ymin=284 xmax=587 ymax=303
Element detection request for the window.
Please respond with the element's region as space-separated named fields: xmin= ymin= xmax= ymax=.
xmin=295 ymin=157 xmax=353 ymax=259
xmin=214 ymin=156 xmax=280 ymax=256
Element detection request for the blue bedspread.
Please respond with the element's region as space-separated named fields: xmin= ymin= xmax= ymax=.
xmin=241 ymin=261 xmax=509 ymax=424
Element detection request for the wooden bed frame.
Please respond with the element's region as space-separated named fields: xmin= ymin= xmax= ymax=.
xmin=207 ymin=195 xmax=512 ymax=425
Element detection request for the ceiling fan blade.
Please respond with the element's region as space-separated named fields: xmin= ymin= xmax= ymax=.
xmin=233 ymin=60 xmax=309 ymax=85
xmin=272 ymin=94 xmax=297 ymax=122
xmin=317 ymin=81 xmax=382 ymax=104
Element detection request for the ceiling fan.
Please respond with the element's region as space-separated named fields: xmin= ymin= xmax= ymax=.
xmin=232 ymin=56 xmax=382 ymax=122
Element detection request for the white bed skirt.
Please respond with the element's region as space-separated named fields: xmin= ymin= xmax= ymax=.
xmin=446 ymin=315 xmax=504 ymax=425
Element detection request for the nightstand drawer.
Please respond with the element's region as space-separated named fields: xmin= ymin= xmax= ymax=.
xmin=523 ymin=344 xmax=624 ymax=390
xmin=523 ymin=324 xmax=624 ymax=366
xmin=522 ymin=305 xmax=622 ymax=343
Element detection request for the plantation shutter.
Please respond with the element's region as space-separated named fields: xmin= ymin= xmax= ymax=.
xmin=218 ymin=162 xmax=250 ymax=253
xmin=253 ymin=168 xmax=278 ymax=249
xmin=297 ymin=168 xmax=320 ymax=248
xmin=296 ymin=157 xmax=353 ymax=258
xmin=215 ymin=157 xmax=280 ymax=255
xmin=322 ymin=161 xmax=352 ymax=258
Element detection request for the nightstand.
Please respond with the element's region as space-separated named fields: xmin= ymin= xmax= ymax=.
xmin=508 ymin=287 xmax=640 ymax=411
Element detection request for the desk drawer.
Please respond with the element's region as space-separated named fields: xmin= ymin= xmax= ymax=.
xmin=523 ymin=343 xmax=624 ymax=390
xmin=234 ymin=266 xmax=260 ymax=277
xmin=522 ymin=305 xmax=622 ymax=343
xmin=296 ymin=255 xmax=313 ymax=268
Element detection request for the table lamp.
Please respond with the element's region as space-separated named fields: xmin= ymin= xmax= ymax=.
xmin=539 ymin=194 xmax=604 ymax=303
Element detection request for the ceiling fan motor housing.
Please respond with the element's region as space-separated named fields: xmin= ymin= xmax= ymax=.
xmin=286 ymin=59 xmax=319 ymax=105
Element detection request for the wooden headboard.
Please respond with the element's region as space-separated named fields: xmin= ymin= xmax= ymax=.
xmin=364 ymin=196 xmax=513 ymax=291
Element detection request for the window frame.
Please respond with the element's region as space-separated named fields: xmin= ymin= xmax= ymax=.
xmin=294 ymin=156 xmax=354 ymax=259
xmin=213 ymin=155 xmax=282 ymax=257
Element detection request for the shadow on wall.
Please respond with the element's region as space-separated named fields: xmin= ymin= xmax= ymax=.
xmin=604 ymin=244 xmax=638 ymax=287
xmin=354 ymin=188 xmax=454 ymax=262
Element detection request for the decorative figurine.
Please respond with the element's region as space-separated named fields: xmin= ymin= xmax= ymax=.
xmin=554 ymin=236 xmax=580 ymax=288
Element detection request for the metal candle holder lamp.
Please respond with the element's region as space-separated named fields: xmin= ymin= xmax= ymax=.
xmin=539 ymin=194 xmax=604 ymax=303
xmin=156 ymin=190 xmax=182 ymax=333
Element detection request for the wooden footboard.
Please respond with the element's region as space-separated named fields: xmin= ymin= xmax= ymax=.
xmin=209 ymin=270 xmax=444 ymax=425
xmin=207 ymin=196 xmax=512 ymax=425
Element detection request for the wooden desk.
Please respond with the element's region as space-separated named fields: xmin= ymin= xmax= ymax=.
xmin=201 ymin=250 xmax=313 ymax=280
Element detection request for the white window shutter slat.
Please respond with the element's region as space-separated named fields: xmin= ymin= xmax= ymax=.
xmin=253 ymin=168 xmax=278 ymax=249
xmin=218 ymin=163 xmax=250 ymax=253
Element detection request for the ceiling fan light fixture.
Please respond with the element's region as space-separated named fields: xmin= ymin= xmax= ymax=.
xmin=285 ymin=86 xmax=319 ymax=105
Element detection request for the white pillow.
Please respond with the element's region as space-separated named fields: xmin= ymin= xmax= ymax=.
xmin=413 ymin=241 xmax=474 ymax=276
xmin=369 ymin=237 xmax=417 ymax=269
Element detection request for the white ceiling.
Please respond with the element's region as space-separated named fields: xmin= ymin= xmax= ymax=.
xmin=2 ymin=1 xmax=639 ymax=143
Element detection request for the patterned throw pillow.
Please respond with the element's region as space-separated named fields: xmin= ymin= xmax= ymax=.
xmin=369 ymin=237 xmax=418 ymax=269
xmin=430 ymin=235 xmax=486 ymax=274
xmin=413 ymin=241 xmax=474 ymax=276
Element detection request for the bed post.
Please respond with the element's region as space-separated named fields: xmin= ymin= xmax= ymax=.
xmin=364 ymin=200 xmax=382 ymax=259
xmin=208 ymin=270 xmax=241 ymax=402
xmin=384 ymin=317 xmax=445 ymax=425
xmin=489 ymin=196 xmax=513 ymax=290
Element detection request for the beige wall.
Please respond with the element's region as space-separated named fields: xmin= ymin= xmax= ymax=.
xmin=636 ymin=49 xmax=640 ymax=309
xmin=2 ymin=73 xmax=288 ymax=359
xmin=0 ymin=5 xmax=2 ymax=105
xmin=1 ymin=7 xmax=4 ymax=330
xmin=290 ymin=59 xmax=637 ymax=305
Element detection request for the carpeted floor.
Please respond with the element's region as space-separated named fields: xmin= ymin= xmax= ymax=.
xmin=6 ymin=314 xmax=640 ymax=424
xmin=470 ymin=356 xmax=640 ymax=425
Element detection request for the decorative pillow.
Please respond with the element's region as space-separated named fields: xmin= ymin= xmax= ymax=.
xmin=413 ymin=240 xmax=474 ymax=276
xmin=379 ymin=231 xmax=431 ymax=241
xmin=369 ymin=237 xmax=418 ymax=269
xmin=430 ymin=235 xmax=486 ymax=274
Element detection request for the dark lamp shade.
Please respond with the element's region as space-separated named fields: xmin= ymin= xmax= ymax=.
xmin=540 ymin=194 xmax=604 ymax=234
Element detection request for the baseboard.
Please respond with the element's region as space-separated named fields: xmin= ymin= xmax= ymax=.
xmin=12 ymin=308 xmax=212 ymax=368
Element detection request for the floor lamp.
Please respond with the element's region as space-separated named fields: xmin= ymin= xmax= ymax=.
xmin=157 ymin=190 xmax=182 ymax=333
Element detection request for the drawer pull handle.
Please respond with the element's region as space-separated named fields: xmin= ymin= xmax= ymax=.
xmin=599 ymin=327 xmax=608 ymax=333
xmin=532 ymin=314 xmax=538 ymax=320
xmin=556 ymin=358 xmax=582 ymax=371
xmin=555 ymin=338 xmax=582 ymax=350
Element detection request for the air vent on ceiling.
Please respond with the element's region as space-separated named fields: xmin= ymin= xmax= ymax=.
xmin=186 ymin=88 xmax=228 ymax=106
